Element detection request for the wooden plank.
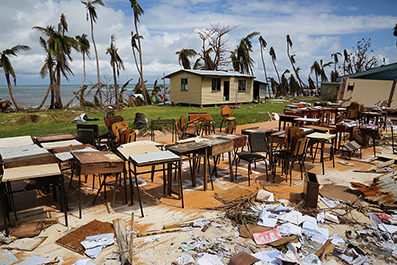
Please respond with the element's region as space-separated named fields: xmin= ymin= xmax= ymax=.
xmin=113 ymin=219 xmax=129 ymax=265
xmin=35 ymin=133 xmax=75 ymax=143
xmin=117 ymin=145 xmax=161 ymax=160
xmin=41 ymin=139 xmax=82 ymax=150
xmin=377 ymin=153 xmax=397 ymax=161
xmin=2 ymin=163 xmax=61 ymax=182
xmin=0 ymin=136 xmax=34 ymax=148
xmin=162 ymin=215 xmax=205 ymax=229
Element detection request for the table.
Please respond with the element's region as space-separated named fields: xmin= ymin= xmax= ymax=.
xmin=306 ymin=132 xmax=336 ymax=174
xmin=129 ymin=150 xmax=181 ymax=217
xmin=165 ymin=140 xmax=209 ymax=190
xmin=0 ymin=144 xmax=57 ymax=168
xmin=359 ymin=125 xmax=379 ymax=156
xmin=294 ymin=117 xmax=320 ymax=127
xmin=278 ymin=114 xmax=301 ymax=130
xmin=241 ymin=127 xmax=275 ymax=136
xmin=40 ymin=139 xmax=82 ymax=150
xmin=0 ymin=136 xmax=34 ymax=148
xmin=35 ymin=133 xmax=75 ymax=144
xmin=0 ymin=163 xmax=67 ymax=236
xmin=71 ymin=151 xmax=125 ymax=218
xmin=117 ymin=144 xmax=162 ymax=202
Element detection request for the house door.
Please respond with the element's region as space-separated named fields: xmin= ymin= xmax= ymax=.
xmin=223 ymin=81 xmax=230 ymax=101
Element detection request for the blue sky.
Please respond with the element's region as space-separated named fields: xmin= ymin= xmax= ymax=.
xmin=0 ymin=0 xmax=396 ymax=87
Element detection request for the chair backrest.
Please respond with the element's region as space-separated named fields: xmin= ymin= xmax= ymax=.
xmin=221 ymin=106 xmax=231 ymax=118
xmin=77 ymin=124 xmax=99 ymax=138
xmin=106 ymin=115 xmax=123 ymax=129
xmin=188 ymin=113 xmax=211 ymax=122
xmin=293 ymin=137 xmax=309 ymax=156
xmin=180 ymin=115 xmax=185 ymax=129
xmin=111 ymin=121 xmax=129 ymax=143
xmin=120 ymin=128 xmax=136 ymax=144
xmin=249 ymin=132 xmax=268 ymax=153
xmin=224 ymin=125 xmax=236 ymax=134
xmin=77 ymin=128 xmax=96 ymax=146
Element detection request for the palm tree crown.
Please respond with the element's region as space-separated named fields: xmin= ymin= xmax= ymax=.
xmin=107 ymin=34 xmax=125 ymax=106
xmin=176 ymin=49 xmax=197 ymax=69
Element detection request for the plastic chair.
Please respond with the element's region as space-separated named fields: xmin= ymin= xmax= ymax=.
xmin=235 ymin=132 xmax=269 ymax=186
xmin=220 ymin=106 xmax=236 ymax=132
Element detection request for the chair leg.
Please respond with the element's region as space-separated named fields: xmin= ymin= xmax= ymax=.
xmin=247 ymin=163 xmax=251 ymax=186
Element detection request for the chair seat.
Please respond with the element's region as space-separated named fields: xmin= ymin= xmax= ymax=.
xmin=226 ymin=117 xmax=236 ymax=121
xmin=237 ymin=152 xmax=266 ymax=162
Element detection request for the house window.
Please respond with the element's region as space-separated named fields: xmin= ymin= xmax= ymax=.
xmin=181 ymin=78 xmax=188 ymax=91
xmin=238 ymin=80 xmax=246 ymax=92
xmin=212 ymin=78 xmax=221 ymax=91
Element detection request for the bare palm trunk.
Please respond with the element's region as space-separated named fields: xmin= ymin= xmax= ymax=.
xmin=91 ymin=18 xmax=102 ymax=104
xmin=64 ymin=54 xmax=86 ymax=109
xmin=112 ymin=62 xmax=119 ymax=107
xmin=5 ymin=74 xmax=24 ymax=111
xmin=35 ymin=83 xmax=52 ymax=111
xmin=54 ymin=66 xmax=63 ymax=109
xmin=135 ymin=22 xmax=151 ymax=105
xmin=260 ymin=48 xmax=270 ymax=98
xmin=287 ymin=46 xmax=305 ymax=88
xmin=272 ymin=59 xmax=281 ymax=84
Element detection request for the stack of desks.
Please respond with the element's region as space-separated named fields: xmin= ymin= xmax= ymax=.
xmin=0 ymin=136 xmax=68 ymax=236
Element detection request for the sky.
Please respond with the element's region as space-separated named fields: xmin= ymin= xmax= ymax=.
xmin=0 ymin=0 xmax=396 ymax=87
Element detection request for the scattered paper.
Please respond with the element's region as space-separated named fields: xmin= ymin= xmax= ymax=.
xmin=277 ymin=210 xmax=305 ymax=225
xmin=331 ymin=234 xmax=345 ymax=246
xmin=18 ymin=256 xmax=50 ymax=265
xmin=80 ymin=233 xmax=114 ymax=259
xmin=302 ymin=215 xmax=329 ymax=245
xmin=196 ymin=253 xmax=223 ymax=265
xmin=257 ymin=210 xmax=278 ymax=228
xmin=277 ymin=223 xmax=302 ymax=237
xmin=253 ymin=228 xmax=282 ymax=245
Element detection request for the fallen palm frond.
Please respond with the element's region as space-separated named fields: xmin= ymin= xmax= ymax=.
xmin=214 ymin=188 xmax=260 ymax=225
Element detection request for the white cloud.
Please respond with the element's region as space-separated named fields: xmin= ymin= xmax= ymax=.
xmin=0 ymin=0 xmax=396 ymax=88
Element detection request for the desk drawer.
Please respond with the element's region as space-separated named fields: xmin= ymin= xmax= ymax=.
xmin=208 ymin=141 xmax=234 ymax=156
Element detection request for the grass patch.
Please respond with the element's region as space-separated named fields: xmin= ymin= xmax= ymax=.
xmin=0 ymin=99 xmax=307 ymax=138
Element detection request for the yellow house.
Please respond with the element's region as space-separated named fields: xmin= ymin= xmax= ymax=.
xmin=337 ymin=62 xmax=397 ymax=107
xmin=163 ymin=69 xmax=254 ymax=107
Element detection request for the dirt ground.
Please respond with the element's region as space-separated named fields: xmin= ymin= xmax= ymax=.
xmin=1 ymin=120 xmax=396 ymax=264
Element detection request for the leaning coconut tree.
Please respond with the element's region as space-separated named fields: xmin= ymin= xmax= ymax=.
xmin=82 ymin=0 xmax=104 ymax=105
xmin=130 ymin=0 xmax=151 ymax=105
xmin=176 ymin=49 xmax=197 ymax=69
xmin=106 ymin=34 xmax=125 ymax=107
xmin=63 ymin=34 xmax=90 ymax=109
xmin=0 ymin=44 xmax=31 ymax=111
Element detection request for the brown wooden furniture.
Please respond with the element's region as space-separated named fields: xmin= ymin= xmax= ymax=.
xmin=71 ymin=151 xmax=125 ymax=218
xmin=35 ymin=133 xmax=75 ymax=144
xmin=220 ymin=106 xmax=236 ymax=132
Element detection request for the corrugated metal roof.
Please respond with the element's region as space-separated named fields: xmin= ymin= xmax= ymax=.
xmin=352 ymin=171 xmax=397 ymax=205
xmin=163 ymin=69 xmax=255 ymax=79
xmin=345 ymin=62 xmax=397 ymax=80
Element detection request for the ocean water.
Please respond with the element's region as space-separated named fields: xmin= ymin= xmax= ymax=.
xmin=0 ymin=84 xmax=157 ymax=108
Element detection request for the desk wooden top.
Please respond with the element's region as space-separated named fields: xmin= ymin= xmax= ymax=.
xmin=41 ymin=139 xmax=82 ymax=150
xmin=35 ymin=133 xmax=75 ymax=143
xmin=0 ymin=145 xmax=51 ymax=163
xmin=166 ymin=141 xmax=209 ymax=155
xmin=117 ymin=144 xmax=161 ymax=160
xmin=72 ymin=151 xmax=124 ymax=175
xmin=2 ymin=163 xmax=61 ymax=182
xmin=307 ymin=132 xmax=336 ymax=140
xmin=0 ymin=136 xmax=34 ymax=148
xmin=294 ymin=117 xmax=320 ymax=123
xmin=72 ymin=151 xmax=123 ymax=164
xmin=241 ymin=128 xmax=274 ymax=135
xmin=129 ymin=151 xmax=180 ymax=166
xmin=119 ymin=140 xmax=163 ymax=148
xmin=52 ymin=144 xmax=96 ymax=154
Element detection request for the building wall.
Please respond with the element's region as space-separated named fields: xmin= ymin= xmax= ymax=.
xmin=338 ymin=78 xmax=396 ymax=107
xmin=169 ymin=72 xmax=203 ymax=105
xmin=169 ymin=73 xmax=253 ymax=105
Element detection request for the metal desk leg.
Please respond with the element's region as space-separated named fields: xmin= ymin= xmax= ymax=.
xmin=178 ymin=160 xmax=184 ymax=208
xmin=133 ymin=164 xmax=144 ymax=218
xmin=204 ymin=148 xmax=208 ymax=191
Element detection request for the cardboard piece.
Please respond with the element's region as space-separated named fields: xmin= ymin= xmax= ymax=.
xmin=10 ymin=222 xmax=43 ymax=238
xmin=320 ymin=184 xmax=363 ymax=207
xmin=5 ymin=237 xmax=47 ymax=251
xmin=239 ymin=223 xmax=273 ymax=238
xmin=229 ymin=251 xmax=259 ymax=265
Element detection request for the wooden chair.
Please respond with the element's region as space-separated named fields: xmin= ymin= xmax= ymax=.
xmin=224 ymin=125 xmax=236 ymax=134
xmin=220 ymin=106 xmax=236 ymax=132
xmin=120 ymin=128 xmax=136 ymax=144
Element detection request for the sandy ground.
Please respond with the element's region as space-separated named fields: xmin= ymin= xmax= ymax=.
xmin=0 ymin=120 xmax=393 ymax=264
